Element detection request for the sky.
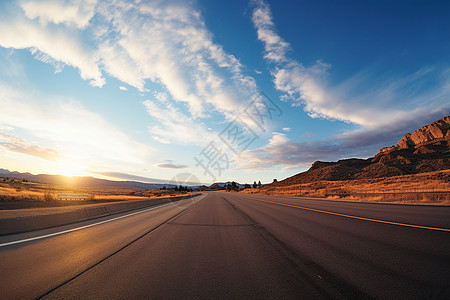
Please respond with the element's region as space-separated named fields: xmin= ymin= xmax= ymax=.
xmin=0 ymin=0 xmax=449 ymax=185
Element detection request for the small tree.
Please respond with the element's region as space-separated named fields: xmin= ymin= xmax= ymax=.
xmin=273 ymin=179 xmax=277 ymax=183
xmin=231 ymin=181 xmax=238 ymax=191
xmin=44 ymin=185 xmax=56 ymax=201
xmin=258 ymin=181 xmax=262 ymax=188
xmin=253 ymin=181 xmax=257 ymax=188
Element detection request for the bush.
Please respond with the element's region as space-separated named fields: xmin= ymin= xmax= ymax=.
xmin=43 ymin=190 xmax=56 ymax=201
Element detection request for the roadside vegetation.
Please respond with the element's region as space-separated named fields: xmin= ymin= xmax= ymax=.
xmin=240 ymin=170 xmax=450 ymax=204
xmin=0 ymin=178 xmax=191 ymax=209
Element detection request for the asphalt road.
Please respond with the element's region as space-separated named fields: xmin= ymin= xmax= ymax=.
xmin=0 ymin=192 xmax=449 ymax=299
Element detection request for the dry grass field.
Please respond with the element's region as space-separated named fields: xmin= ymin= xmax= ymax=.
xmin=242 ymin=169 xmax=450 ymax=204
xmin=0 ymin=178 xmax=188 ymax=209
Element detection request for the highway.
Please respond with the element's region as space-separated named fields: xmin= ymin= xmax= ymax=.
xmin=0 ymin=192 xmax=449 ymax=299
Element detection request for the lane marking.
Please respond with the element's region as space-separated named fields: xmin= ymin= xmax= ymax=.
xmin=35 ymin=196 xmax=204 ymax=299
xmin=0 ymin=198 xmax=196 ymax=248
xmin=240 ymin=195 xmax=450 ymax=232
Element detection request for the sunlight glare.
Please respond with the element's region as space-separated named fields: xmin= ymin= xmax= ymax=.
xmin=58 ymin=161 xmax=84 ymax=177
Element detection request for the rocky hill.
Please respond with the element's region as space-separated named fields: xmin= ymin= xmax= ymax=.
xmin=272 ymin=116 xmax=450 ymax=186
xmin=377 ymin=116 xmax=450 ymax=154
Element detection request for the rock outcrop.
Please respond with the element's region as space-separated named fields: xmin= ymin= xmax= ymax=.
xmin=377 ymin=116 xmax=450 ymax=155
xmin=270 ymin=116 xmax=450 ymax=186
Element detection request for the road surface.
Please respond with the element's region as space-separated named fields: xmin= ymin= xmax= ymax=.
xmin=0 ymin=192 xmax=449 ymax=299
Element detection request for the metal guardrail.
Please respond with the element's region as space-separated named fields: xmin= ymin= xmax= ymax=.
xmin=56 ymin=193 xmax=90 ymax=200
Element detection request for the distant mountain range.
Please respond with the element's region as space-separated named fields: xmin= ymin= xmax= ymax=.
xmin=0 ymin=169 xmax=177 ymax=190
xmin=0 ymin=169 xmax=248 ymax=190
xmin=270 ymin=116 xmax=450 ymax=187
xmin=196 ymin=181 xmax=250 ymax=191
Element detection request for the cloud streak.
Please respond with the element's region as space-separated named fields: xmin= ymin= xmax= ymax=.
xmin=251 ymin=0 xmax=450 ymax=129
xmin=0 ymin=12 xmax=104 ymax=87
xmin=0 ymin=0 xmax=260 ymax=121
xmin=21 ymin=0 xmax=97 ymax=29
xmin=143 ymin=96 xmax=216 ymax=146
xmin=0 ymin=82 xmax=155 ymax=172
xmin=251 ymin=0 xmax=289 ymax=64
xmin=237 ymin=108 xmax=449 ymax=171
xmin=0 ymin=132 xmax=60 ymax=161
xmin=0 ymin=0 xmax=271 ymax=162
xmin=242 ymin=0 xmax=450 ymax=172
xmin=95 ymin=0 xmax=258 ymax=119
xmin=156 ymin=163 xmax=187 ymax=169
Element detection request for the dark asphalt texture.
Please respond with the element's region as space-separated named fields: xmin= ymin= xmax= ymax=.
xmin=0 ymin=192 xmax=449 ymax=299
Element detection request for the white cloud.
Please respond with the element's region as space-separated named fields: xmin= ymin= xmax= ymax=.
xmin=21 ymin=0 xmax=97 ymax=29
xmin=0 ymin=83 xmax=154 ymax=171
xmin=251 ymin=0 xmax=450 ymax=129
xmin=236 ymin=107 xmax=449 ymax=171
xmin=156 ymin=163 xmax=187 ymax=169
xmin=0 ymin=12 xmax=104 ymax=87
xmin=95 ymin=0 xmax=258 ymax=119
xmin=143 ymin=98 xmax=216 ymax=146
xmin=152 ymin=135 xmax=170 ymax=145
xmin=119 ymin=86 xmax=128 ymax=91
xmin=0 ymin=132 xmax=60 ymax=161
xmin=153 ymin=92 xmax=168 ymax=103
xmin=282 ymin=127 xmax=290 ymax=132
xmin=2 ymin=0 xmax=260 ymax=115
xmin=251 ymin=0 xmax=289 ymax=63
xmin=0 ymin=0 xmax=266 ymax=149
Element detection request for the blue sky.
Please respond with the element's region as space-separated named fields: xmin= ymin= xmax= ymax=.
xmin=0 ymin=0 xmax=449 ymax=185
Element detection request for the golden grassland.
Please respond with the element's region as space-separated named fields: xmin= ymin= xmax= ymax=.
xmin=0 ymin=178 xmax=188 ymax=209
xmin=242 ymin=169 xmax=450 ymax=204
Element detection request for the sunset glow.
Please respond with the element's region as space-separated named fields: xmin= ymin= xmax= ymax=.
xmin=57 ymin=161 xmax=85 ymax=178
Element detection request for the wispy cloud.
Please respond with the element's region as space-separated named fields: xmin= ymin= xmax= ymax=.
xmin=0 ymin=0 xmax=259 ymax=120
xmin=143 ymin=96 xmax=216 ymax=146
xmin=251 ymin=0 xmax=289 ymax=64
xmin=0 ymin=132 xmax=60 ymax=161
xmin=21 ymin=0 xmax=97 ymax=29
xmin=0 ymin=0 xmax=270 ymax=158
xmin=95 ymin=0 xmax=258 ymax=119
xmin=0 ymin=82 xmax=155 ymax=171
xmin=251 ymin=0 xmax=450 ymax=128
xmin=119 ymin=86 xmax=127 ymax=91
xmin=237 ymin=108 xmax=449 ymax=171
xmin=241 ymin=0 xmax=450 ymax=171
xmin=0 ymin=11 xmax=104 ymax=87
xmin=156 ymin=163 xmax=187 ymax=169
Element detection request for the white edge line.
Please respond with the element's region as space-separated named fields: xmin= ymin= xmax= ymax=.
xmin=0 ymin=202 xmax=177 ymax=248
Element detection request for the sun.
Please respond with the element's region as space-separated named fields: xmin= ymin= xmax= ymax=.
xmin=58 ymin=161 xmax=84 ymax=177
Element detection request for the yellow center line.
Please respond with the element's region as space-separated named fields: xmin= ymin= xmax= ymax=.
xmin=240 ymin=195 xmax=450 ymax=232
